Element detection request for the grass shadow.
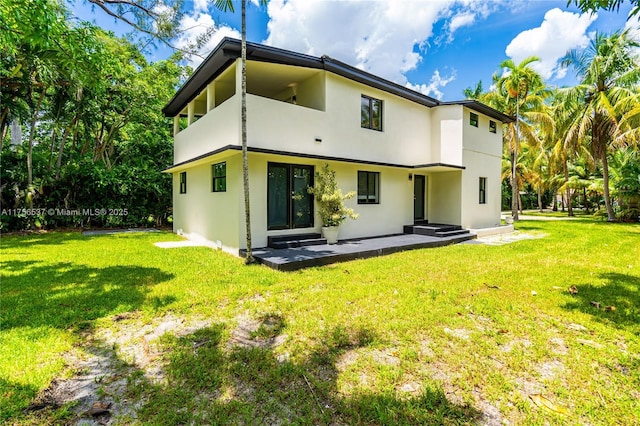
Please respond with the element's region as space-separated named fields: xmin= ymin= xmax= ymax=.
xmin=125 ymin=322 xmax=481 ymax=425
xmin=0 ymin=377 xmax=40 ymax=422
xmin=1 ymin=260 xmax=174 ymax=331
xmin=562 ymin=272 xmax=640 ymax=333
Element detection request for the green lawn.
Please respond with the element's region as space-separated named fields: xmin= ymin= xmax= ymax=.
xmin=1 ymin=220 xmax=639 ymax=425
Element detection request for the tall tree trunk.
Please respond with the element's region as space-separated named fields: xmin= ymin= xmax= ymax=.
xmin=0 ymin=107 xmax=8 ymax=152
xmin=563 ymin=160 xmax=573 ymax=217
xmin=538 ymin=186 xmax=543 ymax=212
xmin=511 ymin=146 xmax=518 ymax=220
xmin=583 ymin=188 xmax=590 ymax=213
xmin=27 ymin=88 xmax=47 ymax=189
xmin=241 ymin=0 xmax=255 ymax=264
xmin=55 ymin=116 xmax=76 ymax=179
xmin=601 ymin=151 xmax=616 ymax=221
xmin=0 ymin=122 xmax=7 ymax=153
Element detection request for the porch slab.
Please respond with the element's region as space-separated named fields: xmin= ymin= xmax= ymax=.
xmin=248 ymin=232 xmax=476 ymax=271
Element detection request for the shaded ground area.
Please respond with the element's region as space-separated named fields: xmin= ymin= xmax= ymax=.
xmin=27 ymin=313 xmax=486 ymax=425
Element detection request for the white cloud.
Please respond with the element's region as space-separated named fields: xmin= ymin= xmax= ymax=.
xmin=174 ymin=12 xmax=240 ymax=68
xmin=449 ymin=12 xmax=476 ymax=33
xmin=505 ymin=8 xmax=597 ymax=80
xmin=263 ymin=0 xmax=499 ymax=86
xmin=446 ymin=1 xmax=496 ymax=38
xmin=406 ymin=69 xmax=457 ymax=100
xmin=625 ymin=12 xmax=640 ymax=58
xmin=193 ymin=0 xmax=208 ymax=13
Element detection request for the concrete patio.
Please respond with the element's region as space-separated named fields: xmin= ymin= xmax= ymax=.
xmin=246 ymin=232 xmax=476 ymax=271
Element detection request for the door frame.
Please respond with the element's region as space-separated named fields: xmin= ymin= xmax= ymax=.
xmin=267 ymin=162 xmax=315 ymax=230
xmin=413 ymin=174 xmax=426 ymax=222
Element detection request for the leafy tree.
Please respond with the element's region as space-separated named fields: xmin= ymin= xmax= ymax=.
xmin=463 ymin=80 xmax=483 ymax=100
xmin=568 ymin=0 xmax=640 ymax=19
xmin=484 ymin=57 xmax=552 ymax=220
xmin=561 ymin=30 xmax=640 ymax=221
xmin=0 ymin=0 xmax=183 ymax=231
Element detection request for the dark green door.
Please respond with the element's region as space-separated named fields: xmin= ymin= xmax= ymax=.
xmin=414 ymin=175 xmax=425 ymax=221
xmin=267 ymin=163 xmax=314 ymax=230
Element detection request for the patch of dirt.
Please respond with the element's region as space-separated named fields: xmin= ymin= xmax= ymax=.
xmin=428 ymin=361 xmax=504 ymax=424
xmin=500 ymin=338 xmax=532 ymax=353
xmin=28 ymin=313 xmax=215 ymax=424
xmin=444 ymin=327 xmax=471 ymax=340
xmin=419 ymin=338 xmax=435 ymax=359
xmin=370 ymin=348 xmax=400 ymax=367
xmin=549 ymin=337 xmax=569 ymax=355
xmin=477 ymin=231 xmax=547 ymax=246
xmin=537 ymin=360 xmax=565 ymax=381
xmin=471 ymin=388 xmax=503 ymax=426
xmin=227 ymin=313 xmax=288 ymax=350
xmin=335 ymin=349 xmax=360 ymax=372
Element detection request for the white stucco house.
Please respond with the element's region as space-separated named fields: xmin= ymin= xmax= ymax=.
xmin=163 ymin=38 xmax=513 ymax=255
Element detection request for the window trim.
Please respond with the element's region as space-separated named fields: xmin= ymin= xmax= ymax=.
xmin=361 ymin=94 xmax=383 ymax=131
xmin=357 ymin=170 xmax=380 ymax=204
xmin=479 ymin=177 xmax=487 ymax=204
xmin=212 ymin=162 xmax=227 ymax=192
xmin=179 ymin=171 xmax=187 ymax=194
xmin=470 ymin=112 xmax=479 ymax=128
xmin=489 ymin=120 xmax=497 ymax=133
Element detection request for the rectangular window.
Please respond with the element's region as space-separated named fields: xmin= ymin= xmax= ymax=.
xmin=179 ymin=171 xmax=187 ymax=194
xmin=358 ymin=171 xmax=380 ymax=204
xmin=479 ymin=177 xmax=487 ymax=204
xmin=212 ymin=162 xmax=226 ymax=192
xmin=489 ymin=120 xmax=497 ymax=133
xmin=361 ymin=95 xmax=383 ymax=131
xmin=470 ymin=112 xmax=479 ymax=127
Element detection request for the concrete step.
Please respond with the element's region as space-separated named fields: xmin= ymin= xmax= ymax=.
xmin=435 ymin=229 xmax=471 ymax=237
xmin=268 ymin=233 xmax=326 ymax=249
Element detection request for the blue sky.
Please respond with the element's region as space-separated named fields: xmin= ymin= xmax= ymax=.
xmin=73 ymin=0 xmax=638 ymax=101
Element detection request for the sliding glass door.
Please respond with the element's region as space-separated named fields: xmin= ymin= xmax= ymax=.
xmin=267 ymin=163 xmax=314 ymax=230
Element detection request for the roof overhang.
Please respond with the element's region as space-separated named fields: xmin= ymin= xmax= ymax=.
xmin=163 ymin=146 xmax=465 ymax=173
xmin=439 ymin=100 xmax=515 ymax=123
xmin=163 ymin=38 xmax=514 ymax=123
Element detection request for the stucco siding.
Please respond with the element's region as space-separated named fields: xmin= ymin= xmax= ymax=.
xmin=460 ymin=106 xmax=503 ymax=229
xmin=429 ymin=105 xmax=463 ymax=166
xmin=172 ymin=155 xmax=242 ymax=254
xmin=428 ymin=171 xmax=462 ymax=225
xmin=174 ymin=95 xmax=240 ymax=164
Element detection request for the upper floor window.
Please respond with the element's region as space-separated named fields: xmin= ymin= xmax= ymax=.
xmin=470 ymin=112 xmax=479 ymax=127
xmin=361 ymin=95 xmax=383 ymax=131
xmin=179 ymin=171 xmax=187 ymax=194
xmin=358 ymin=171 xmax=380 ymax=204
xmin=489 ymin=120 xmax=497 ymax=133
xmin=212 ymin=162 xmax=226 ymax=192
xmin=479 ymin=177 xmax=487 ymax=204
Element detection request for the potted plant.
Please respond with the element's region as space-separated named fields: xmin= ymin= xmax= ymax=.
xmin=308 ymin=164 xmax=358 ymax=244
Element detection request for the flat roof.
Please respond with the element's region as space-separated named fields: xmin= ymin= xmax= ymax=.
xmin=163 ymin=38 xmax=514 ymax=123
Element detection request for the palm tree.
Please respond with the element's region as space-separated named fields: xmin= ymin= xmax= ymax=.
xmin=463 ymin=80 xmax=483 ymax=100
xmin=214 ymin=0 xmax=268 ymax=264
xmin=562 ymin=30 xmax=640 ymax=221
xmin=484 ymin=57 xmax=551 ymax=220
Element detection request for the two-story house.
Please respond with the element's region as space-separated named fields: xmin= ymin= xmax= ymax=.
xmin=163 ymin=38 xmax=513 ymax=255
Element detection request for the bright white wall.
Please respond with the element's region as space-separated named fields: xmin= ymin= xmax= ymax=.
xmin=174 ymin=95 xmax=239 ymax=164
xmin=460 ymin=107 xmax=503 ymax=229
xmin=246 ymin=73 xmax=433 ymax=166
xmin=427 ymin=171 xmax=462 ymax=225
xmin=172 ymin=154 xmax=241 ymax=255
xmin=430 ymin=105 xmax=463 ymax=166
xmin=460 ymin=150 xmax=502 ymax=229
xmin=236 ymin=154 xmax=414 ymax=248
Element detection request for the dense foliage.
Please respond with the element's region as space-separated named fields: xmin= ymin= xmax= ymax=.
xmin=0 ymin=0 xmax=185 ymax=230
xmin=478 ymin=30 xmax=640 ymax=221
